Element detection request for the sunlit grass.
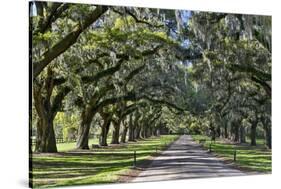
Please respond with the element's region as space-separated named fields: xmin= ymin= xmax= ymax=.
xmin=191 ymin=135 xmax=271 ymax=172
xmin=32 ymin=137 xmax=112 ymax=152
xmin=31 ymin=135 xmax=179 ymax=188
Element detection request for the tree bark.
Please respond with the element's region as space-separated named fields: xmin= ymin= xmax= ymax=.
xmin=35 ymin=114 xmax=57 ymax=153
xmin=264 ymin=125 xmax=271 ymax=149
xmin=232 ymin=122 xmax=239 ymax=142
xmin=250 ymin=121 xmax=257 ymax=146
xmin=216 ymin=124 xmax=221 ymax=138
xmin=33 ymin=69 xmax=58 ymax=153
xmin=135 ymin=125 xmax=141 ymax=140
xmin=141 ymin=125 xmax=147 ymax=138
xmin=146 ymin=126 xmax=151 ymax=138
xmin=210 ymin=122 xmax=216 ymax=141
xmin=111 ymin=120 xmax=121 ymax=144
xmin=99 ymin=115 xmax=111 ymax=146
xmin=239 ymin=125 xmax=246 ymax=143
xmin=128 ymin=114 xmax=135 ymax=141
xmin=224 ymin=122 xmax=228 ymax=138
xmin=262 ymin=116 xmax=271 ymax=149
xmin=76 ymin=107 xmax=95 ymax=149
xmin=121 ymin=125 xmax=128 ymax=143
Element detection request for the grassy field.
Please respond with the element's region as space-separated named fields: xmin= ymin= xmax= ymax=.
xmin=32 ymin=138 xmax=112 ymax=152
xmin=191 ymin=135 xmax=271 ymax=172
xmin=31 ymin=135 xmax=179 ymax=188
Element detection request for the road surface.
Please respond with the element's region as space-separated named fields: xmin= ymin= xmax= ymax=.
xmin=132 ymin=135 xmax=246 ymax=182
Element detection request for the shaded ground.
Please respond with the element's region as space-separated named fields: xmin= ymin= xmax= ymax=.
xmin=130 ymin=135 xmax=251 ymax=183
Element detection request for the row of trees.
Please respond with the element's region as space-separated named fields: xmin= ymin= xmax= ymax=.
xmin=178 ymin=12 xmax=271 ymax=148
xmin=31 ymin=2 xmax=196 ymax=152
xmin=30 ymin=2 xmax=271 ymax=153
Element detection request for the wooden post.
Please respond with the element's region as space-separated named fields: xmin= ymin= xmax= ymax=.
xmin=234 ymin=150 xmax=237 ymax=162
xmin=133 ymin=150 xmax=136 ymax=168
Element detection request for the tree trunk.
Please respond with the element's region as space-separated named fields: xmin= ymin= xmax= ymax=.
xmin=250 ymin=122 xmax=257 ymax=146
xmin=128 ymin=114 xmax=137 ymax=141
xmin=128 ymin=124 xmax=135 ymax=141
xmin=33 ymin=79 xmax=57 ymax=153
xmin=76 ymin=121 xmax=91 ymax=149
xmin=111 ymin=120 xmax=121 ymax=144
xmin=262 ymin=116 xmax=271 ymax=149
xmin=233 ymin=122 xmax=239 ymax=142
xmin=99 ymin=119 xmax=111 ymax=146
xmin=151 ymin=127 xmax=155 ymax=137
xmin=239 ymin=126 xmax=246 ymax=143
xmin=156 ymin=128 xmax=160 ymax=136
xmin=135 ymin=125 xmax=141 ymax=140
xmin=35 ymin=115 xmax=57 ymax=152
xmin=146 ymin=127 xmax=151 ymax=138
xmin=210 ymin=123 xmax=216 ymax=141
xmin=264 ymin=125 xmax=271 ymax=149
xmin=76 ymin=109 xmax=93 ymax=149
xmin=121 ymin=126 xmax=128 ymax=143
xmin=216 ymin=124 xmax=221 ymax=138
xmin=224 ymin=122 xmax=228 ymax=138
xmin=141 ymin=125 xmax=146 ymax=138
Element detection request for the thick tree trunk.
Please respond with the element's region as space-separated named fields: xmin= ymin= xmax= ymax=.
xmin=264 ymin=125 xmax=271 ymax=149
xmin=76 ymin=121 xmax=91 ymax=149
xmin=233 ymin=123 xmax=239 ymax=142
xmin=224 ymin=122 xmax=228 ymax=138
xmin=239 ymin=126 xmax=246 ymax=143
xmin=33 ymin=67 xmax=71 ymax=153
xmin=154 ymin=128 xmax=159 ymax=136
xmin=156 ymin=128 xmax=160 ymax=136
xmin=234 ymin=127 xmax=239 ymax=142
xmin=135 ymin=125 xmax=141 ymax=140
xmin=99 ymin=119 xmax=111 ymax=146
xmin=128 ymin=124 xmax=135 ymax=141
xmin=121 ymin=126 xmax=128 ymax=143
xmin=141 ymin=125 xmax=146 ymax=138
xmin=128 ymin=114 xmax=136 ymax=141
xmin=76 ymin=109 xmax=93 ymax=149
xmin=210 ymin=123 xmax=216 ymax=141
xmin=216 ymin=125 xmax=221 ymax=138
xmin=33 ymin=78 xmax=58 ymax=153
xmin=250 ymin=122 xmax=257 ymax=146
xmin=35 ymin=115 xmax=57 ymax=153
xmin=111 ymin=120 xmax=121 ymax=144
xmin=151 ymin=127 xmax=155 ymax=137
xmin=150 ymin=127 xmax=154 ymax=137
xmin=262 ymin=116 xmax=271 ymax=149
xmin=146 ymin=127 xmax=151 ymax=138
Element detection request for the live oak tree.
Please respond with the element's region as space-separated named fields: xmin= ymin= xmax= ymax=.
xmin=184 ymin=12 xmax=271 ymax=148
xmin=31 ymin=4 xmax=272 ymax=153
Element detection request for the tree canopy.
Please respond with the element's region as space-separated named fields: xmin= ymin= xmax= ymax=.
xmin=30 ymin=2 xmax=271 ymax=153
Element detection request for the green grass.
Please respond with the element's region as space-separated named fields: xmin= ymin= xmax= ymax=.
xmin=191 ymin=135 xmax=271 ymax=173
xmin=31 ymin=135 xmax=179 ymax=188
xmin=32 ymin=137 xmax=113 ymax=152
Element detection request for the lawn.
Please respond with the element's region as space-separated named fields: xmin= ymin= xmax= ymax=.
xmin=32 ymin=137 xmax=111 ymax=152
xmin=191 ymin=135 xmax=272 ymax=173
xmin=31 ymin=135 xmax=179 ymax=188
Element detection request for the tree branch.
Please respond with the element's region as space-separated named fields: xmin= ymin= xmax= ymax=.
xmin=33 ymin=5 xmax=108 ymax=79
